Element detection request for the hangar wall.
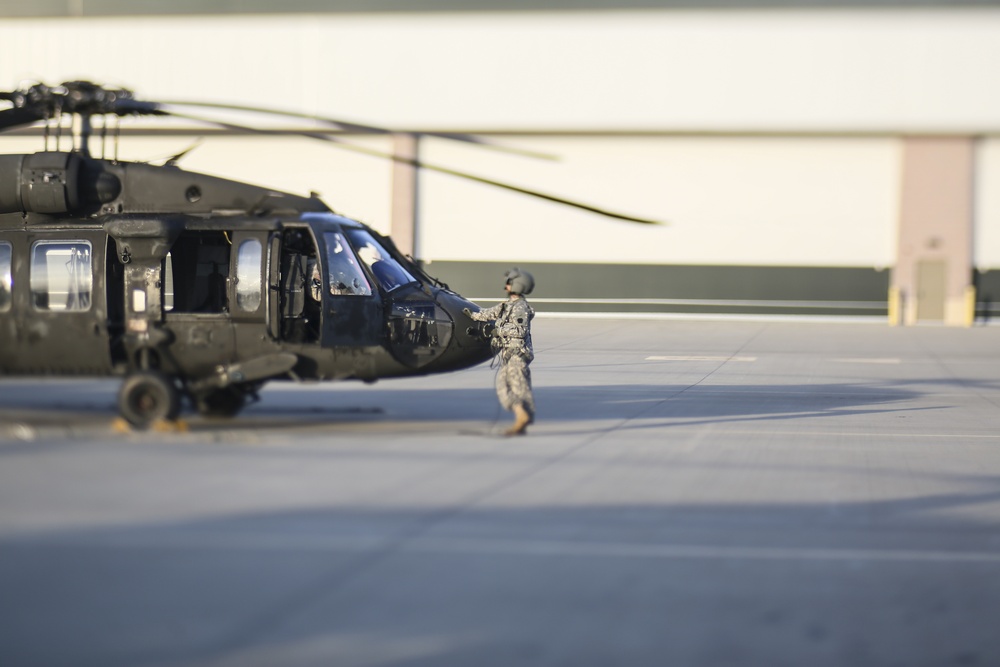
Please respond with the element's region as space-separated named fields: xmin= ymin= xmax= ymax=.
xmin=3 ymin=10 xmax=1000 ymax=131
xmin=3 ymin=7 xmax=1000 ymax=320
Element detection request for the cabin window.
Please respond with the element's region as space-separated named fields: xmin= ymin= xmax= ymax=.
xmin=165 ymin=231 xmax=230 ymax=313
xmin=343 ymin=229 xmax=416 ymax=293
xmin=0 ymin=241 xmax=11 ymax=312
xmin=236 ymin=239 xmax=263 ymax=312
xmin=323 ymin=231 xmax=372 ymax=296
xmin=30 ymin=240 xmax=93 ymax=312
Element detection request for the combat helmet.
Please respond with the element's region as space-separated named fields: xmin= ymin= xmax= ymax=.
xmin=505 ymin=268 xmax=535 ymax=296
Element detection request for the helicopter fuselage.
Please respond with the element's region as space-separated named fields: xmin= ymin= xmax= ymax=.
xmin=0 ymin=153 xmax=493 ymax=424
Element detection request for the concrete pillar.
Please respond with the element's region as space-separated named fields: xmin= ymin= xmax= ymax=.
xmin=892 ymin=136 xmax=975 ymax=326
xmin=390 ymin=133 xmax=420 ymax=259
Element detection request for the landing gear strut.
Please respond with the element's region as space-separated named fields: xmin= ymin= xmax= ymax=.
xmin=193 ymin=386 xmax=250 ymax=418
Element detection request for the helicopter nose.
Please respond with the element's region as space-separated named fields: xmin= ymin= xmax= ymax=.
xmin=434 ymin=291 xmax=494 ymax=371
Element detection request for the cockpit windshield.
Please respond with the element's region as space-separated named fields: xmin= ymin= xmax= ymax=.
xmin=323 ymin=231 xmax=372 ymax=296
xmin=343 ymin=229 xmax=417 ymax=293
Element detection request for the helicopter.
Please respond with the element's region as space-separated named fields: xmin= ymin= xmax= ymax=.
xmin=0 ymin=81 xmax=660 ymax=429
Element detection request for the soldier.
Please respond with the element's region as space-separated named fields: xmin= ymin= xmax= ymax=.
xmin=464 ymin=268 xmax=536 ymax=436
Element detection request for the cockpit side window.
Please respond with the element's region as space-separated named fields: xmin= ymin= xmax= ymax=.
xmin=0 ymin=241 xmax=11 ymax=312
xmin=343 ymin=229 xmax=416 ymax=293
xmin=30 ymin=240 xmax=93 ymax=312
xmin=323 ymin=231 xmax=372 ymax=297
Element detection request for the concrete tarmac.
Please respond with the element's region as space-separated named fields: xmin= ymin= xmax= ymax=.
xmin=2 ymin=316 xmax=1000 ymax=667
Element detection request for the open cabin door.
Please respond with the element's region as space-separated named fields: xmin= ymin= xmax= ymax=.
xmin=162 ymin=229 xmax=235 ymax=375
xmin=269 ymin=226 xmax=381 ymax=347
xmin=269 ymin=226 xmax=322 ymax=345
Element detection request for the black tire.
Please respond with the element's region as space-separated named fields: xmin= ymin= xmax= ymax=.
xmin=118 ymin=371 xmax=180 ymax=429
xmin=194 ymin=387 xmax=247 ymax=419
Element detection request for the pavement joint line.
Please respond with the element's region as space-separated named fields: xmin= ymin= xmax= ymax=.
xmin=6 ymin=420 xmax=1000 ymax=443
xmin=32 ymin=533 xmax=1000 ymax=565
xmin=403 ymin=538 xmax=1000 ymax=564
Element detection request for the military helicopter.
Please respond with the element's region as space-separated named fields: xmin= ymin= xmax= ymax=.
xmin=0 ymin=81 xmax=659 ymax=429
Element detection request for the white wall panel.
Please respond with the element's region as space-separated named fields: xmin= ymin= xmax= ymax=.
xmin=2 ymin=10 xmax=1000 ymax=132
xmin=420 ymin=136 xmax=899 ymax=266
xmin=975 ymin=139 xmax=1000 ymax=269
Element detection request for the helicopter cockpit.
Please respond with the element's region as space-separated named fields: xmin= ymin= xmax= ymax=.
xmin=343 ymin=229 xmax=417 ymax=294
xmin=321 ymin=230 xmax=375 ymax=297
xmin=296 ymin=212 xmax=467 ymax=371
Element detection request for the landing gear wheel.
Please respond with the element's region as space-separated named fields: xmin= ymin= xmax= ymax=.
xmin=118 ymin=371 xmax=180 ymax=429
xmin=194 ymin=387 xmax=247 ymax=419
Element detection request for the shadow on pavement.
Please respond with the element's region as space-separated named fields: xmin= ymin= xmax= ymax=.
xmin=0 ymin=378 xmax=944 ymax=440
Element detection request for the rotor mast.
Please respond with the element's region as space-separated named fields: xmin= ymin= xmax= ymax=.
xmin=1 ymin=81 xmax=161 ymax=160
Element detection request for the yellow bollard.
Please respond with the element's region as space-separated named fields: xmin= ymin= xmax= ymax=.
xmin=888 ymin=286 xmax=902 ymax=326
xmin=964 ymin=285 xmax=977 ymax=327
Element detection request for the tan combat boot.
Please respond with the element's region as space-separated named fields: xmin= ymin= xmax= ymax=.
xmin=505 ymin=403 xmax=531 ymax=436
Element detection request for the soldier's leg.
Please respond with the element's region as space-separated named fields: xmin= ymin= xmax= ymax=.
xmin=504 ymin=355 xmax=535 ymax=414
xmin=506 ymin=355 xmax=535 ymax=418
xmin=495 ymin=361 xmax=517 ymax=412
xmin=520 ymin=364 xmax=535 ymax=420
xmin=501 ymin=356 xmax=531 ymax=435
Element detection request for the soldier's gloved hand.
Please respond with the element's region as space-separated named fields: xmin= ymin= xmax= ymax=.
xmin=462 ymin=308 xmax=473 ymax=317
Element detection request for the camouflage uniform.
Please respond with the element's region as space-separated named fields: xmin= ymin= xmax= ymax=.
xmin=469 ymin=296 xmax=536 ymax=419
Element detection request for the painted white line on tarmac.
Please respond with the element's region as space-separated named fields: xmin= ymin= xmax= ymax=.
xmin=646 ymin=355 xmax=758 ymax=362
xmin=833 ymin=357 xmax=902 ymax=364
xmin=645 ymin=355 xmax=904 ymax=364
xmin=536 ymin=312 xmax=885 ymax=323
xmin=660 ymin=427 xmax=1000 ymax=440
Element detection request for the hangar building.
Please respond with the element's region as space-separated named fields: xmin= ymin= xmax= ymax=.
xmin=3 ymin=0 xmax=1000 ymax=324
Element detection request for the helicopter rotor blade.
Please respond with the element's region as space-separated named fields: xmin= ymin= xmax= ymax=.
xmin=160 ymin=99 xmax=560 ymax=162
xmin=0 ymin=106 xmax=47 ymax=132
xmin=422 ymin=131 xmax=560 ymax=162
xmin=163 ymin=109 xmax=664 ymax=226
xmin=1 ymin=79 xmax=662 ymax=226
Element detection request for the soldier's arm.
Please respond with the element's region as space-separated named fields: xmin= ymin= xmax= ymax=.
xmin=465 ymin=302 xmax=504 ymax=322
